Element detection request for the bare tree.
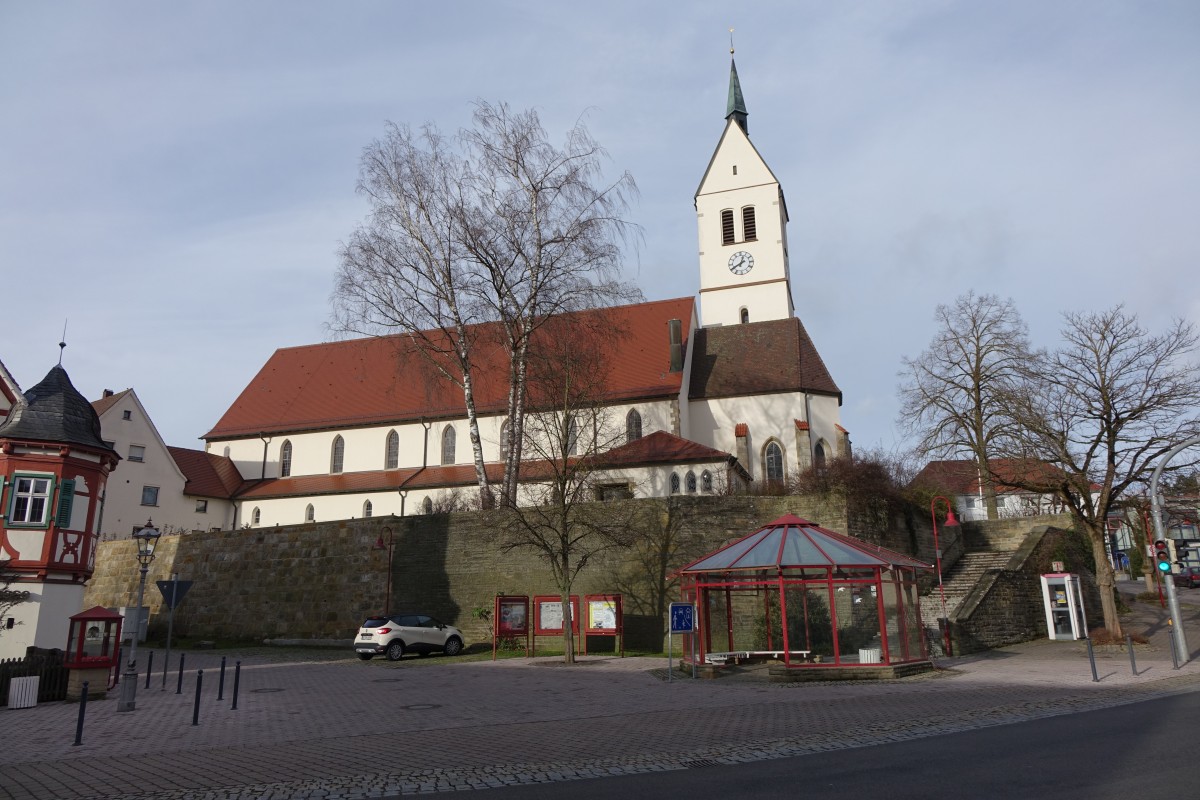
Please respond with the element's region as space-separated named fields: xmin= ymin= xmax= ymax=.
xmin=0 ymin=559 xmax=30 ymax=636
xmin=498 ymin=315 xmax=639 ymax=663
xmin=459 ymin=102 xmax=642 ymax=507
xmin=996 ymin=307 xmax=1200 ymax=636
xmin=334 ymin=121 xmax=496 ymax=506
xmin=898 ymin=292 xmax=1032 ymax=519
xmin=333 ymin=103 xmax=641 ymax=510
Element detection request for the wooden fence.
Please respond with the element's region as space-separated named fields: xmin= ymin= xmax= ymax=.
xmin=0 ymin=648 xmax=69 ymax=706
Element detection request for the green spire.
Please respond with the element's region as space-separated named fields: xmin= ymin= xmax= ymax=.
xmin=726 ymin=58 xmax=748 ymax=134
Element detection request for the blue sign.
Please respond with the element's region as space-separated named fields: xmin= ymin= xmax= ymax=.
xmin=669 ymin=602 xmax=695 ymax=634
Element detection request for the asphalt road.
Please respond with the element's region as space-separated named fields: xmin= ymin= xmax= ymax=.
xmin=478 ymin=690 xmax=1197 ymax=799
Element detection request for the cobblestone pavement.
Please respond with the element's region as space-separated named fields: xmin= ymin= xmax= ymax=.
xmin=2 ymin=580 xmax=1198 ymax=800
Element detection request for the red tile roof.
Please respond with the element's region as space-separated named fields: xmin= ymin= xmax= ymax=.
xmin=205 ymin=298 xmax=695 ymax=440
xmin=735 ymin=423 xmax=748 ymax=437
xmin=91 ymin=389 xmax=130 ymax=418
xmin=794 ymin=420 xmax=809 ymax=431
xmin=688 ymin=317 xmax=840 ymax=402
xmin=912 ymin=458 xmax=1080 ymax=495
xmin=168 ymin=446 xmax=247 ymax=499
xmin=595 ymin=430 xmax=734 ymax=468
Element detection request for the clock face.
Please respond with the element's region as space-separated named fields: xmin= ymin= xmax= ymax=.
xmin=728 ymin=251 xmax=754 ymax=275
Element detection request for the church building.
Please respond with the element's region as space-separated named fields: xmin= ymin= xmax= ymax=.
xmin=201 ymin=59 xmax=849 ymax=527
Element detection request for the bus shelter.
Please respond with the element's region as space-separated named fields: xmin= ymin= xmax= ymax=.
xmin=675 ymin=514 xmax=933 ymax=669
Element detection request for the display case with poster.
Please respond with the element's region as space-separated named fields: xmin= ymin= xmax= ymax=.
xmin=492 ymin=595 xmax=531 ymax=659
xmin=533 ymin=594 xmax=579 ymax=655
xmin=582 ymin=594 xmax=623 ymax=656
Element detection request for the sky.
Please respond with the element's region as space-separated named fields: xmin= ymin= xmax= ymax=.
xmin=2 ymin=1 xmax=1198 ymax=457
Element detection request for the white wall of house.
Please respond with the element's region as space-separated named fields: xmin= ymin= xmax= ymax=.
xmin=0 ymin=581 xmax=83 ymax=660
xmin=686 ymin=391 xmax=840 ymax=482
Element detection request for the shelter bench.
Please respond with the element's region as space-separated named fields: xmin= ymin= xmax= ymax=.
xmin=704 ymin=650 xmax=812 ymax=665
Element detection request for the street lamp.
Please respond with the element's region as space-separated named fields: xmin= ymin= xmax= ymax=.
xmin=117 ymin=519 xmax=161 ymax=712
xmin=930 ymin=497 xmax=959 ymax=657
xmin=373 ymin=528 xmax=395 ymax=615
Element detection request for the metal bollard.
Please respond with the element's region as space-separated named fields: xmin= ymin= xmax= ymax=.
xmin=1086 ymin=637 xmax=1099 ymax=682
xmin=176 ymin=652 xmax=186 ymax=694
xmin=73 ymin=681 xmax=89 ymax=746
xmin=1126 ymin=634 xmax=1137 ymax=676
xmin=231 ymin=660 xmax=241 ymax=710
xmin=192 ymin=670 xmax=203 ymax=726
xmin=145 ymin=651 xmax=154 ymax=689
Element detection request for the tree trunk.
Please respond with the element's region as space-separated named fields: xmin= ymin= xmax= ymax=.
xmin=1088 ymin=523 xmax=1122 ymax=637
xmin=459 ymin=364 xmax=494 ymax=509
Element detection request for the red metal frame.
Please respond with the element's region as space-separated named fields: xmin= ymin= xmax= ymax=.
xmin=532 ymin=594 xmax=580 ymax=656
xmin=492 ymin=595 xmax=531 ymax=660
xmin=581 ymin=594 xmax=623 ymax=657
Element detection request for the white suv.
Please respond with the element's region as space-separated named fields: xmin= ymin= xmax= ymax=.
xmin=355 ymin=613 xmax=465 ymax=661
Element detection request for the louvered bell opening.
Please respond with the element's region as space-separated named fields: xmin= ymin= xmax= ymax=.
xmin=721 ymin=209 xmax=735 ymax=245
xmin=742 ymin=206 xmax=756 ymax=241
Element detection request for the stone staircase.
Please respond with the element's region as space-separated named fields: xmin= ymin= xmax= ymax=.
xmin=921 ymin=549 xmax=1014 ymax=656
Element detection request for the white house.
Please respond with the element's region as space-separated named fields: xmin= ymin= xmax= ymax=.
xmin=91 ymin=388 xmax=239 ymax=538
xmin=200 ymin=58 xmax=849 ymax=527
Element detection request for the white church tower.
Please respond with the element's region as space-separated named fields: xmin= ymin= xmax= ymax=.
xmin=695 ymin=57 xmax=795 ymax=327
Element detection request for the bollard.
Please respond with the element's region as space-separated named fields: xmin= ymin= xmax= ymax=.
xmin=231 ymin=660 xmax=241 ymax=710
xmin=192 ymin=670 xmax=203 ymax=726
xmin=217 ymin=656 xmax=227 ymax=701
xmin=145 ymin=651 xmax=154 ymax=689
xmin=1086 ymin=637 xmax=1099 ymax=682
xmin=1169 ymin=628 xmax=1180 ymax=670
xmin=73 ymin=681 xmax=89 ymax=746
xmin=1126 ymin=634 xmax=1137 ymax=676
xmin=176 ymin=652 xmax=186 ymax=695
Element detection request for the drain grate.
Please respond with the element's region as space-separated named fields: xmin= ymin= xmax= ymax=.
xmin=680 ymin=759 xmax=722 ymax=769
xmin=250 ymin=688 xmax=285 ymax=693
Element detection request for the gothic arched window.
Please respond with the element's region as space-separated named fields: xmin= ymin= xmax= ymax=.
xmin=363 ymin=500 xmax=373 ymax=518
xmin=567 ymin=417 xmax=579 ymax=456
xmin=685 ymin=471 xmax=697 ymax=494
xmin=499 ymin=420 xmax=510 ymax=461
xmin=305 ymin=504 xmax=315 ymax=523
xmin=626 ymin=409 xmax=642 ymax=443
xmin=251 ymin=507 xmax=261 ymax=525
xmin=385 ymin=430 xmax=399 ymax=470
xmin=701 ymin=470 xmax=713 ymax=493
xmin=441 ymin=426 xmax=456 ymax=465
xmin=422 ymin=496 xmax=433 ymax=514
xmin=765 ymin=441 xmax=784 ymax=484
xmin=669 ymin=473 xmax=681 ymax=495
xmin=330 ymin=436 xmax=344 ymax=474
xmin=280 ymin=440 xmax=292 ymax=478
xmin=740 ymin=307 xmax=749 ymax=324
xmin=814 ymin=441 xmax=827 ymax=471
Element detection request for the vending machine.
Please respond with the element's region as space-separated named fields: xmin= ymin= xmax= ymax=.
xmin=1040 ymin=573 xmax=1088 ymax=640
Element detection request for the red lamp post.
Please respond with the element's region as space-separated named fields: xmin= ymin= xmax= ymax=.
xmin=373 ymin=528 xmax=395 ymax=615
xmin=930 ymin=497 xmax=959 ymax=657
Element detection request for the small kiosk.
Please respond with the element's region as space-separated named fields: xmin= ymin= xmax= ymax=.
xmin=492 ymin=595 xmax=531 ymax=659
xmin=1040 ymin=573 xmax=1088 ymax=640
xmin=64 ymin=606 xmax=124 ymax=700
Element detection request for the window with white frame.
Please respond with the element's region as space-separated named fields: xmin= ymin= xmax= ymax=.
xmin=280 ymin=440 xmax=292 ymax=477
xmin=385 ymin=430 xmax=399 ymax=470
xmin=141 ymin=486 xmax=159 ymax=506
xmin=567 ymin=416 xmax=579 ymax=456
xmin=9 ymin=474 xmax=52 ymax=526
xmin=702 ymin=470 xmax=713 ymax=493
xmin=686 ymin=471 xmax=697 ymax=493
xmin=122 ymin=410 xmax=132 ymax=421
xmin=305 ymin=504 xmax=315 ymax=523
xmin=441 ymin=426 xmax=456 ymax=465
xmin=363 ymin=500 xmax=373 ymax=518
xmin=195 ymin=499 xmax=208 ymax=513
xmin=252 ymin=507 xmax=261 ymax=525
xmin=499 ymin=420 xmax=511 ymax=461
xmin=128 ymin=445 xmax=145 ymax=463
xmin=669 ymin=473 xmax=681 ymax=495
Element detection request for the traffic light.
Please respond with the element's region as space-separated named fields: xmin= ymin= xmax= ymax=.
xmin=1154 ymin=540 xmax=1172 ymax=572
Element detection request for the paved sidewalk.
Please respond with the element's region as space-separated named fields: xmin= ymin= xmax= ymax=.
xmin=2 ymin=580 xmax=1198 ymax=800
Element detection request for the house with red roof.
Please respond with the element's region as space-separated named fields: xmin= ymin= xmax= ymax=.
xmin=912 ymin=458 xmax=1090 ymax=522
xmin=200 ymin=59 xmax=850 ymax=527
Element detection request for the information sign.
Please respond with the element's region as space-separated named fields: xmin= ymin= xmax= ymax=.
xmin=669 ymin=602 xmax=695 ymax=634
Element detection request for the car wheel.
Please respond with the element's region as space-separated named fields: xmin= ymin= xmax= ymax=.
xmin=385 ymin=641 xmax=405 ymax=661
xmin=357 ymin=653 xmax=373 ymax=661
xmin=443 ymin=636 xmax=463 ymax=656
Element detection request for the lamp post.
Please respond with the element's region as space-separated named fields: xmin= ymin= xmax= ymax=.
xmin=117 ymin=519 xmax=161 ymax=712
xmin=930 ymin=497 xmax=959 ymax=657
xmin=373 ymin=528 xmax=394 ymax=615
